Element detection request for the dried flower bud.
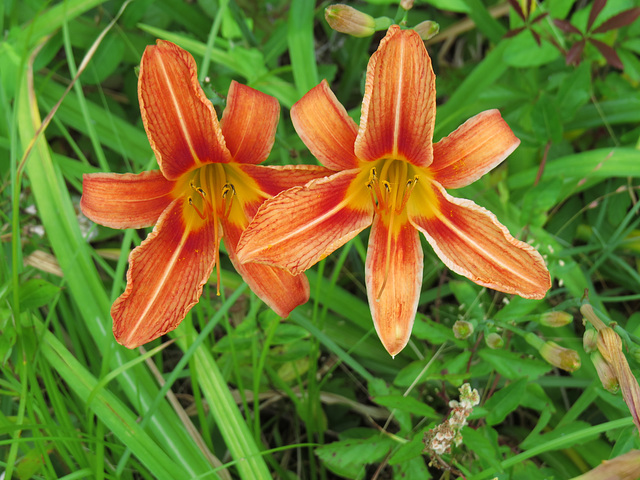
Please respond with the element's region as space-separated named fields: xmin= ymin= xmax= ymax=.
xmin=597 ymin=327 xmax=640 ymax=432
xmin=572 ymin=450 xmax=640 ymax=480
xmin=485 ymin=332 xmax=504 ymax=349
xmin=591 ymin=351 xmax=619 ymax=393
xmin=325 ymin=4 xmax=376 ymax=37
xmin=453 ymin=320 xmax=474 ymax=340
xmin=583 ymin=329 xmax=598 ymax=353
xmin=414 ymin=21 xmax=440 ymax=40
xmin=540 ymin=311 xmax=573 ymax=328
xmin=539 ymin=341 xmax=581 ymax=372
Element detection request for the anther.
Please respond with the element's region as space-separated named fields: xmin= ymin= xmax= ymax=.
xmin=221 ymin=183 xmax=236 ymax=218
xmin=188 ymin=196 xmax=207 ymax=220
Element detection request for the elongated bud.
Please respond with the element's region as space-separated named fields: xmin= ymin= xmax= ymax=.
xmin=325 ymin=4 xmax=376 ymax=37
xmin=583 ymin=329 xmax=598 ymax=353
xmin=539 ymin=340 xmax=581 ymax=372
xmin=414 ymin=21 xmax=440 ymax=40
xmin=453 ymin=320 xmax=473 ymax=340
xmin=485 ymin=332 xmax=504 ymax=349
xmin=597 ymin=327 xmax=640 ymax=432
xmin=591 ymin=351 xmax=619 ymax=393
xmin=400 ymin=0 xmax=414 ymax=10
xmin=540 ymin=311 xmax=573 ymax=328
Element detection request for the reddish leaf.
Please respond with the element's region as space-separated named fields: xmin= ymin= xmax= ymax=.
xmin=554 ymin=19 xmax=582 ymax=35
xmin=531 ymin=29 xmax=542 ymax=46
xmin=504 ymin=26 xmax=526 ymax=38
xmin=508 ymin=0 xmax=526 ymax=21
xmin=587 ymin=0 xmax=607 ymax=31
xmin=532 ymin=12 xmax=549 ymax=24
xmin=566 ymin=40 xmax=585 ymax=65
xmin=590 ymin=38 xmax=624 ymax=69
xmin=546 ymin=35 xmax=565 ymax=54
xmin=593 ymin=8 xmax=640 ymax=33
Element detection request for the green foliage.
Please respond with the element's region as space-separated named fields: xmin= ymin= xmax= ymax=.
xmin=2 ymin=0 xmax=640 ymax=478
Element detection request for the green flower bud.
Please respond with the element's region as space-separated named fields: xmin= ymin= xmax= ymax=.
xmin=414 ymin=21 xmax=439 ymax=40
xmin=591 ymin=351 xmax=619 ymax=393
xmin=539 ymin=341 xmax=581 ymax=372
xmin=325 ymin=4 xmax=376 ymax=38
xmin=540 ymin=311 xmax=573 ymax=328
xmin=485 ymin=332 xmax=504 ymax=349
xmin=583 ymin=329 xmax=598 ymax=353
xmin=453 ymin=320 xmax=474 ymax=340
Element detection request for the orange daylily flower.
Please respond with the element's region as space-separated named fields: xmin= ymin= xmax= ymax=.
xmin=81 ymin=40 xmax=330 ymax=348
xmin=237 ymin=26 xmax=551 ymax=356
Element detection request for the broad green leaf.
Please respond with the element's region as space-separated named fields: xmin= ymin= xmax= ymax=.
xmin=389 ymin=432 xmax=430 ymax=465
xmin=18 ymin=278 xmax=60 ymax=310
xmin=478 ymin=349 xmax=552 ymax=379
xmin=494 ymin=296 xmax=544 ymax=323
xmin=373 ymin=394 xmax=439 ymax=419
xmin=462 ymin=425 xmax=502 ymax=471
xmin=531 ymin=93 xmax=563 ymax=143
xmin=556 ymin=62 xmax=592 ymax=122
xmin=316 ymin=433 xmax=395 ymax=479
xmin=393 ymin=456 xmax=431 ymax=478
xmin=503 ymin=31 xmax=560 ymax=67
xmin=484 ymin=377 xmax=528 ymax=425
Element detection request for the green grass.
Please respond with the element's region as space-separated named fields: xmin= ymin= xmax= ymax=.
xmin=3 ymin=0 xmax=640 ymax=478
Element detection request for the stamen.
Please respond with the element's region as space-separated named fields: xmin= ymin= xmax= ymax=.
xmin=397 ymin=175 xmax=419 ymax=213
xmin=221 ymin=183 xmax=236 ymax=218
xmin=188 ymin=197 xmax=207 ymax=220
xmin=188 ymin=182 xmax=214 ymax=218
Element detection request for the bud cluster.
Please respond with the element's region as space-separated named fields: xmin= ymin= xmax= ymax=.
xmin=424 ymin=383 xmax=480 ymax=458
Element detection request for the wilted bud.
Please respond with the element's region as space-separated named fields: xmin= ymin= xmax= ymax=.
xmin=591 ymin=351 xmax=619 ymax=393
xmin=325 ymin=4 xmax=375 ymax=37
xmin=540 ymin=311 xmax=573 ymax=328
xmin=539 ymin=341 xmax=581 ymax=372
xmin=414 ymin=21 xmax=439 ymax=40
xmin=573 ymin=450 xmax=640 ymax=480
xmin=400 ymin=0 xmax=414 ymax=10
xmin=598 ymin=327 xmax=640 ymax=432
xmin=453 ymin=320 xmax=474 ymax=340
xmin=485 ymin=332 xmax=504 ymax=349
xmin=583 ymin=329 xmax=598 ymax=353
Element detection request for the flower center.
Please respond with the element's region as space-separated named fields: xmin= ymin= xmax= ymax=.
xmin=362 ymin=159 xmax=421 ymax=299
xmin=366 ymin=159 xmax=419 ymax=218
xmin=180 ymin=163 xmax=241 ymax=296
xmin=186 ymin=164 xmax=236 ymax=221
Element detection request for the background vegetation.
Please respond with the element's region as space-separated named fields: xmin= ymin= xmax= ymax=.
xmin=2 ymin=0 xmax=640 ymax=478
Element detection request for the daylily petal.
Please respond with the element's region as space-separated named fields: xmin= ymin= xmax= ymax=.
xmin=432 ymin=110 xmax=520 ymax=189
xmin=237 ymin=164 xmax=334 ymax=218
xmin=238 ymin=164 xmax=334 ymax=196
xmin=221 ymin=81 xmax=280 ymax=165
xmin=112 ymin=198 xmax=218 ymax=348
xmin=237 ymin=170 xmax=374 ymax=275
xmin=409 ymin=183 xmax=550 ymax=299
xmin=366 ymin=215 xmax=423 ymax=357
xmin=139 ymin=40 xmax=232 ymax=180
xmin=222 ymin=218 xmax=310 ymax=317
xmin=291 ymin=79 xmax=359 ymax=170
xmin=355 ymin=25 xmax=436 ymax=167
xmin=80 ymin=170 xmax=175 ymax=229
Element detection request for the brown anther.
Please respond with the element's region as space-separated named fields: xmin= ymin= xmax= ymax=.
xmin=188 ymin=196 xmax=206 ymax=220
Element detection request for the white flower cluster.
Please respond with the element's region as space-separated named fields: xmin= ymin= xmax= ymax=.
xmin=424 ymin=383 xmax=480 ymax=457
